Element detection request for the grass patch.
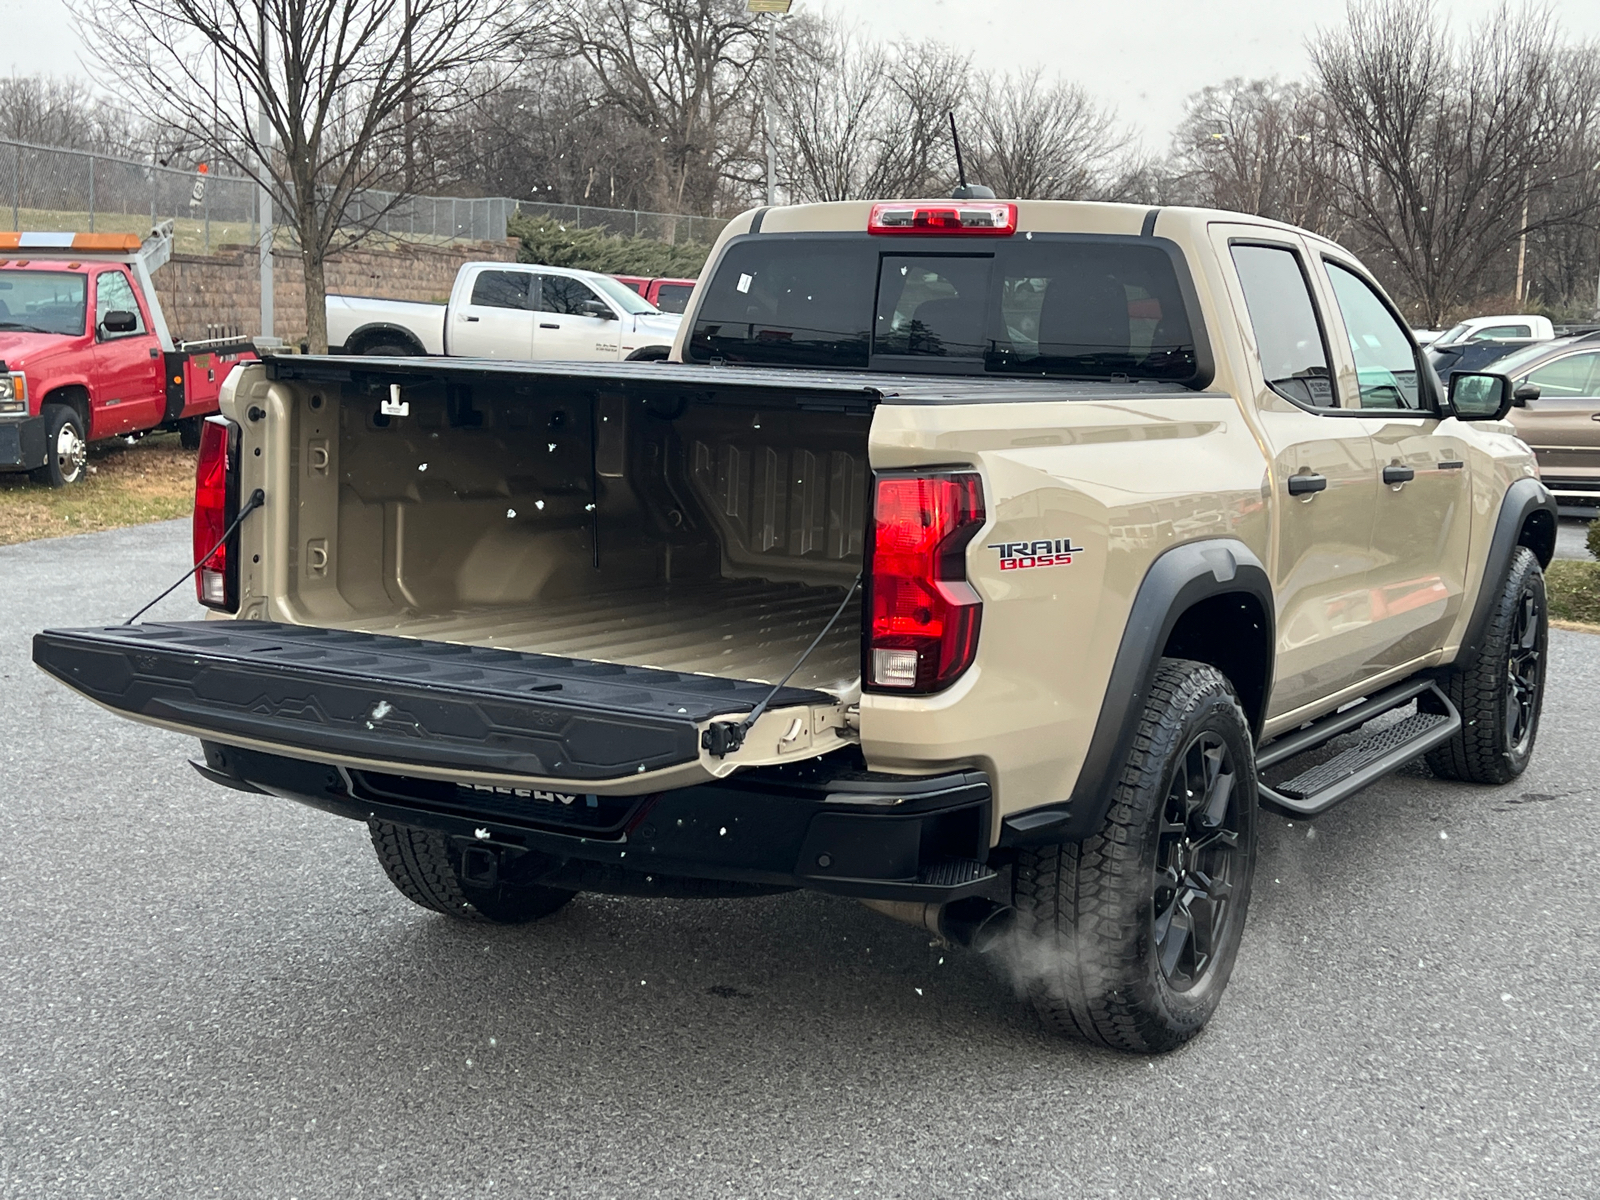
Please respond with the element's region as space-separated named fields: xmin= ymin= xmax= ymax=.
xmin=0 ymin=432 xmax=194 ymax=546
xmin=1547 ymin=559 xmax=1600 ymax=626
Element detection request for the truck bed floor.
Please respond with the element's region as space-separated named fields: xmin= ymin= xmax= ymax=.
xmin=325 ymin=577 xmax=861 ymax=695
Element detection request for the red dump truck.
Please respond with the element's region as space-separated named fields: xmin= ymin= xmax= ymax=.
xmin=0 ymin=225 xmax=255 ymax=486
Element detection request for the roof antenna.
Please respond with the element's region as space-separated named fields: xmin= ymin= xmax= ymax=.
xmin=948 ymin=111 xmax=996 ymax=201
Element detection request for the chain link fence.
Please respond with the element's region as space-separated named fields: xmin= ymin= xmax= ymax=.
xmin=0 ymin=138 xmax=727 ymax=253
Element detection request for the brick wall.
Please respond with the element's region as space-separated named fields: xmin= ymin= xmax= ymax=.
xmin=151 ymin=238 xmax=519 ymax=345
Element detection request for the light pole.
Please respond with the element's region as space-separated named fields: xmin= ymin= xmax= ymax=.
xmin=745 ymin=0 xmax=792 ymax=207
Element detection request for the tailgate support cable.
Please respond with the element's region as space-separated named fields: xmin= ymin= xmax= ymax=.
xmin=123 ymin=488 xmax=266 ymax=625
xmin=702 ymin=572 xmax=861 ymax=758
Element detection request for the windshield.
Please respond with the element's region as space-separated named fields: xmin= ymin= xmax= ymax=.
xmin=688 ymin=234 xmax=1202 ymax=383
xmin=1436 ymin=322 xmax=1472 ymax=346
xmin=587 ymin=273 xmax=659 ymax=316
xmin=0 ymin=270 xmax=87 ymax=335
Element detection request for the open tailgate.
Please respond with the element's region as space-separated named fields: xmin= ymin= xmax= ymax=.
xmin=32 ymin=622 xmax=851 ymax=791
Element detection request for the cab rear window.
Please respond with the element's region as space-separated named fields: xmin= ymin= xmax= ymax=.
xmin=688 ymin=234 xmax=1203 ymax=383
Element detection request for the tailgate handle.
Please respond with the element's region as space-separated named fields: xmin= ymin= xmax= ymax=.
xmin=1287 ymin=473 xmax=1327 ymax=496
xmin=1382 ymin=465 xmax=1415 ymax=485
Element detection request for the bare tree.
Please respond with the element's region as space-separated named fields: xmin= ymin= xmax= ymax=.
xmin=1311 ymin=0 xmax=1590 ymax=324
xmin=78 ymin=0 xmax=518 ymax=351
xmin=0 ymin=76 xmax=141 ymax=155
xmin=780 ymin=32 xmax=970 ymax=201
xmin=966 ymin=68 xmax=1116 ymax=200
xmin=1167 ymin=77 xmax=1342 ymax=235
xmin=549 ymin=0 xmax=780 ymax=217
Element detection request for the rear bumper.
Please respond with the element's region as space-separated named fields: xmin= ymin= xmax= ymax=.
xmin=0 ymin=415 xmax=47 ymax=472
xmin=198 ymin=741 xmax=1001 ymax=902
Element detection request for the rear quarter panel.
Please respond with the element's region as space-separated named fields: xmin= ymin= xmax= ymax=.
xmin=861 ymin=395 xmax=1269 ymax=826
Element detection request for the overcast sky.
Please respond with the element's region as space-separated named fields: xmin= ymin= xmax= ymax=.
xmin=7 ymin=0 xmax=1600 ymax=150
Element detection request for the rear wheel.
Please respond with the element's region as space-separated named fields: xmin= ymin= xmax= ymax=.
xmin=1426 ymin=547 xmax=1547 ymax=784
xmin=177 ymin=416 xmax=203 ymax=450
xmin=1012 ymin=659 xmax=1258 ymax=1053
xmin=29 ymin=404 xmax=87 ymax=488
xmin=368 ymin=820 xmax=576 ymax=924
xmin=359 ymin=339 xmax=415 ymax=357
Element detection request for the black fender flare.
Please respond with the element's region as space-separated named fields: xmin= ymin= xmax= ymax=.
xmin=1455 ymin=476 xmax=1556 ymax=663
xmin=344 ymin=323 xmax=426 ymax=356
xmin=1000 ymin=538 xmax=1274 ymax=846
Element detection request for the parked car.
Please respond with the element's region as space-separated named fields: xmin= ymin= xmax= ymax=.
xmin=614 ymin=274 xmax=698 ymax=315
xmin=0 ymin=226 xmax=255 ymax=486
xmin=37 ymin=197 xmax=1554 ymax=1054
xmin=1432 ymin=314 xmax=1555 ymax=348
xmin=326 ymin=263 xmax=682 ymax=361
xmin=1481 ymin=332 xmax=1600 ymax=506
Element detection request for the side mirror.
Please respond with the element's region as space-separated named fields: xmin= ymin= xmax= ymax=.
xmin=581 ymin=299 xmax=616 ymax=321
xmin=1513 ymin=383 xmax=1541 ymax=407
xmin=1448 ymin=371 xmax=1516 ymax=421
xmin=101 ymin=310 xmax=138 ymax=334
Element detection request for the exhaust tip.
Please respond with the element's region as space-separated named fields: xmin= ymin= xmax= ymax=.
xmin=938 ymin=897 xmax=1015 ymax=954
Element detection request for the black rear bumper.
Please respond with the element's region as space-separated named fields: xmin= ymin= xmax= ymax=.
xmin=0 ymin=415 xmax=47 ymax=472
xmin=198 ymin=741 xmax=1002 ymax=903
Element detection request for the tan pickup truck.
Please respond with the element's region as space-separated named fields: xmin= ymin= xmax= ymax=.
xmin=35 ymin=198 xmax=1556 ymax=1053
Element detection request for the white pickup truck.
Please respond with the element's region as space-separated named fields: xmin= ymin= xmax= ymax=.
xmin=326 ymin=262 xmax=683 ymax=361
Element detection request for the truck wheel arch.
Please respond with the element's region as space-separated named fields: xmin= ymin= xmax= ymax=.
xmin=625 ymin=345 xmax=671 ymax=362
xmin=1455 ymin=476 xmax=1556 ymax=664
xmin=344 ymin=324 xmax=425 ymax=356
xmin=1001 ymin=538 xmax=1274 ymax=847
xmin=41 ymin=383 xmax=92 ymax=441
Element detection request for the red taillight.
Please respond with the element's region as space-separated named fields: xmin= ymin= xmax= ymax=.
xmin=866 ymin=473 xmax=985 ymax=692
xmin=193 ymin=416 xmax=236 ymax=609
xmin=868 ymin=201 xmax=1017 ymax=237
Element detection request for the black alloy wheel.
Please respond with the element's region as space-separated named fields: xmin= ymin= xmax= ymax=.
xmin=1505 ymin=581 xmax=1543 ymax=756
xmin=1154 ymin=733 xmax=1244 ymax=992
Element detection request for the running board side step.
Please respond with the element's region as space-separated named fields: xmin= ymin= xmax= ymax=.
xmin=1257 ymin=681 xmax=1460 ymax=817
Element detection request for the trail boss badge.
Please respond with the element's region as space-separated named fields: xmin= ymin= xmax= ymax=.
xmin=989 ymin=538 xmax=1084 ymax=571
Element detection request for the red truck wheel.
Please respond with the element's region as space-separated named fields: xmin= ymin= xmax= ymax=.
xmin=30 ymin=405 xmax=88 ymax=488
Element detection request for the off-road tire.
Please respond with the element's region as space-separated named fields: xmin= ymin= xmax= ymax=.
xmin=1012 ymin=658 xmax=1258 ymax=1054
xmin=29 ymin=404 xmax=87 ymax=488
xmin=368 ymin=820 xmax=576 ymax=924
xmin=1425 ymin=547 xmax=1547 ymax=785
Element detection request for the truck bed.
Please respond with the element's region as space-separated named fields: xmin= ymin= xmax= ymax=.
xmin=321 ymin=577 xmax=860 ymax=693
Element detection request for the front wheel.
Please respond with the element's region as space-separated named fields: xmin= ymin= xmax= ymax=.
xmin=1012 ymin=659 xmax=1258 ymax=1053
xmin=28 ymin=404 xmax=87 ymax=488
xmin=1426 ymin=547 xmax=1547 ymax=784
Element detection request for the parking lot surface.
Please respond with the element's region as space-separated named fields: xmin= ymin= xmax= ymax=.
xmin=2 ymin=521 xmax=1597 ymax=1199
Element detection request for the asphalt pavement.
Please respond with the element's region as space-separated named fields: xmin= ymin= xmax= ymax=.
xmin=1555 ymin=515 xmax=1593 ymax=561
xmin=2 ymin=521 xmax=1598 ymax=1199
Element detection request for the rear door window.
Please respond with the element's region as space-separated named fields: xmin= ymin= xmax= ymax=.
xmin=1229 ymin=244 xmax=1335 ymax=407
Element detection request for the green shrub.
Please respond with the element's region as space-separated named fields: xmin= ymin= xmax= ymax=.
xmin=508 ymin=215 xmax=711 ymax=279
xmin=1587 ymin=518 xmax=1599 ymax=561
xmin=1547 ymin=559 xmax=1600 ymax=625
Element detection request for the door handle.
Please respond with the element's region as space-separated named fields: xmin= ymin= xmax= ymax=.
xmin=1287 ymin=473 xmax=1327 ymax=496
xmin=463 ymin=315 xmax=480 ymax=322
xmin=1382 ymin=465 xmax=1415 ymax=485
xmin=540 ymin=323 xmax=560 ymax=329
